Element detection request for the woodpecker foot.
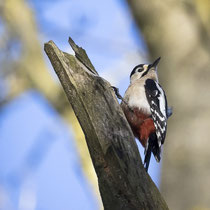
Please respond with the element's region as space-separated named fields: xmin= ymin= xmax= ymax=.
xmin=111 ymin=86 xmax=123 ymax=100
xmin=167 ymin=107 xmax=173 ymax=118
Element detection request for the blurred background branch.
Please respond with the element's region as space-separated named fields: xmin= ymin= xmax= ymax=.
xmin=0 ymin=0 xmax=100 ymax=208
xmin=126 ymin=0 xmax=210 ymax=209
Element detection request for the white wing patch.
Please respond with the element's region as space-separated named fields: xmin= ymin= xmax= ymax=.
xmin=156 ymin=83 xmax=167 ymax=118
xmin=145 ymin=79 xmax=168 ymax=147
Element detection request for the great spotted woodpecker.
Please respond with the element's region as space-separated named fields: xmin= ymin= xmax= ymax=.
xmin=114 ymin=57 xmax=172 ymax=171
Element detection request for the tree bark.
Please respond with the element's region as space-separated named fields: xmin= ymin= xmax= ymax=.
xmin=126 ymin=1 xmax=210 ymax=209
xmin=44 ymin=38 xmax=169 ymax=210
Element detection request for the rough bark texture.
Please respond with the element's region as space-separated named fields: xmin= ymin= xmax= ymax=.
xmin=126 ymin=1 xmax=210 ymax=209
xmin=44 ymin=38 xmax=169 ymax=210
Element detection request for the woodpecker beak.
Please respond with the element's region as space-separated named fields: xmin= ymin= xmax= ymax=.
xmin=149 ymin=57 xmax=161 ymax=69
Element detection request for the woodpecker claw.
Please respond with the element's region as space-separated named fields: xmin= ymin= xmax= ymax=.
xmin=112 ymin=86 xmax=134 ymax=113
xmin=167 ymin=107 xmax=173 ymax=118
xmin=111 ymin=86 xmax=123 ymax=100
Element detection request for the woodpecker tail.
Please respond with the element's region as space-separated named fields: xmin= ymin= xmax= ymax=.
xmin=144 ymin=142 xmax=152 ymax=172
xmin=144 ymin=133 xmax=161 ymax=171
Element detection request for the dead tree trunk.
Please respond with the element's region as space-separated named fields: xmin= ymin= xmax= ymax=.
xmin=44 ymin=38 xmax=169 ymax=210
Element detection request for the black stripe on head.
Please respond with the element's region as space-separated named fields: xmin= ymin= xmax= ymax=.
xmin=130 ymin=64 xmax=144 ymax=78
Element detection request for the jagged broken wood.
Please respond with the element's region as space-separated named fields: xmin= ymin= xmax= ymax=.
xmin=44 ymin=38 xmax=169 ymax=210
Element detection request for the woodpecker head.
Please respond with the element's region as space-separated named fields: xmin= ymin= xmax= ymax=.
xmin=130 ymin=57 xmax=161 ymax=84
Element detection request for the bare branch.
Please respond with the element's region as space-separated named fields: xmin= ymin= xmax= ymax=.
xmin=44 ymin=39 xmax=169 ymax=210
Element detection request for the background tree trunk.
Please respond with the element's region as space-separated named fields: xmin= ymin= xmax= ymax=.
xmin=126 ymin=1 xmax=210 ymax=209
xmin=44 ymin=39 xmax=169 ymax=210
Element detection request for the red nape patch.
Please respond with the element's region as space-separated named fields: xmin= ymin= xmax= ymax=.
xmin=138 ymin=118 xmax=156 ymax=147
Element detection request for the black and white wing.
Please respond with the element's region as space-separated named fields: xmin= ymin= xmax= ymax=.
xmin=145 ymin=79 xmax=168 ymax=146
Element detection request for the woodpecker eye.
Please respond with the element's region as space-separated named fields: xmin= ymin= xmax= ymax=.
xmin=135 ymin=66 xmax=144 ymax=73
xmin=137 ymin=68 xmax=143 ymax=72
xmin=130 ymin=64 xmax=144 ymax=78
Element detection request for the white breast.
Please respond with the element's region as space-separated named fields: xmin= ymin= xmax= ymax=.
xmin=124 ymin=83 xmax=151 ymax=114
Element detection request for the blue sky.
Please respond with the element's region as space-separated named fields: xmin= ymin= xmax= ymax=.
xmin=0 ymin=91 xmax=98 ymax=210
xmin=30 ymin=0 xmax=161 ymax=187
xmin=30 ymin=0 xmax=148 ymax=88
xmin=0 ymin=1 xmax=161 ymax=209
